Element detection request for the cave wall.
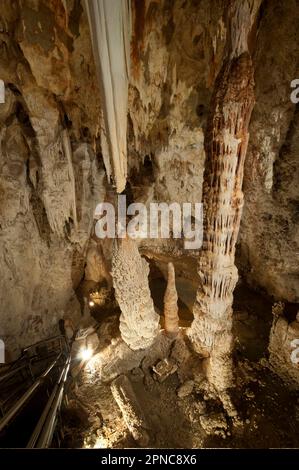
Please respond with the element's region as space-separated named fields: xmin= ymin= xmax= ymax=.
xmin=240 ymin=0 xmax=299 ymax=302
xmin=127 ymin=0 xmax=299 ymax=303
xmin=128 ymin=0 xmax=226 ymax=206
xmin=0 ymin=0 xmax=105 ymax=358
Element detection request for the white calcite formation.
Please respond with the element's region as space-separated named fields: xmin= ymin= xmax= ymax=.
xmin=84 ymin=0 xmax=131 ymax=193
xmin=0 ymin=0 xmax=299 ymax=394
xmin=111 ymin=238 xmax=160 ymax=350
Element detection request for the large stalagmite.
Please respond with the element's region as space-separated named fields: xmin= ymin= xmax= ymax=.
xmin=84 ymin=0 xmax=131 ymax=193
xmin=190 ymin=1 xmax=257 ymax=392
xmin=111 ymin=238 xmax=160 ymax=350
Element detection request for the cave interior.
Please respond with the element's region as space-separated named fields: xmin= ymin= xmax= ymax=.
xmin=0 ymin=0 xmax=299 ymax=449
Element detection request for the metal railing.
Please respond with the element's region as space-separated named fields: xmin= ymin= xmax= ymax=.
xmin=0 ymin=335 xmax=71 ymax=447
xmin=0 ymin=353 xmax=62 ymax=433
xmin=27 ymin=352 xmax=71 ymax=448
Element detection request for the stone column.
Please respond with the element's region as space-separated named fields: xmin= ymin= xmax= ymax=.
xmin=190 ymin=1 xmax=258 ymax=392
xmin=112 ymin=238 xmax=160 ymax=350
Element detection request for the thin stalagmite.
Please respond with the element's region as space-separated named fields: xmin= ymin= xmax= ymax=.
xmin=163 ymin=262 xmax=179 ymax=337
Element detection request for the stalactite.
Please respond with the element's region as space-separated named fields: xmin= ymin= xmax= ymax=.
xmin=84 ymin=0 xmax=131 ymax=193
xmin=61 ymin=129 xmax=78 ymax=229
xmin=189 ymin=1 xmax=257 ymax=394
xmin=41 ymin=131 xmax=78 ymax=237
xmin=163 ymin=262 xmax=179 ymax=337
xmin=111 ymin=238 xmax=160 ymax=350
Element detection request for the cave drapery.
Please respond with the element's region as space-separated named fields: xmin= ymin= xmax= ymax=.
xmin=84 ymin=0 xmax=131 ymax=193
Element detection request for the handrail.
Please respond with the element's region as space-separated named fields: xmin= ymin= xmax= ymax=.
xmin=0 ymin=334 xmax=72 ymax=447
xmin=34 ymin=354 xmax=71 ymax=448
xmin=0 ymin=363 xmax=29 ymax=384
xmin=22 ymin=335 xmax=69 ymax=356
xmin=0 ymin=352 xmax=62 ymax=433
xmin=27 ymin=353 xmax=71 ymax=448
xmin=0 ymin=336 xmax=68 ymax=394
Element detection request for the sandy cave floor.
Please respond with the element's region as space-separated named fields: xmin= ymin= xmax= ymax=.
xmin=60 ymin=283 xmax=299 ymax=449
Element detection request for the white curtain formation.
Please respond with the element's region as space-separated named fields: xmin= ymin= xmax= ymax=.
xmin=84 ymin=0 xmax=131 ymax=193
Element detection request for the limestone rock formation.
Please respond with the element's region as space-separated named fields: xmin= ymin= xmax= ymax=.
xmin=111 ymin=238 xmax=160 ymax=350
xmin=111 ymin=374 xmax=150 ymax=446
xmin=85 ymin=240 xmax=112 ymax=286
xmin=0 ymin=0 xmax=298 ymax=398
xmin=163 ymin=262 xmax=179 ymax=337
xmin=85 ymin=0 xmax=131 ymax=193
xmin=269 ymin=311 xmax=299 ymax=390
xmin=0 ymin=1 xmax=105 ymax=358
xmin=189 ymin=1 xmax=257 ymax=391
xmin=239 ymin=0 xmax=299 ymax=302
xmin=126 ymin=0 xmax=299 ymax=307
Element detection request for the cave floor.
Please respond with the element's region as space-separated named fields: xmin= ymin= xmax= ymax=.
xmin=61 ymin=357 xmax=299 ymax=449
xmin=61 ymin=283 xmax=299 ymax=449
